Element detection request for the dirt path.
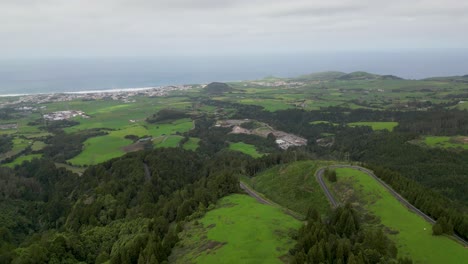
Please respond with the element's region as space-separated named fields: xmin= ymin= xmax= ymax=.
xmin=315 ymin=164 xmax=468 ymax=246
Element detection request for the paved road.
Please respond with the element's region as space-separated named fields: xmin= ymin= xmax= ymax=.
xmin=315 ymin=167 xmax=339 ymax=207
xmin=315 ymin=164 xmax=468 ymax=246
xmin=239 ymin=182 xmax=273 ymax=205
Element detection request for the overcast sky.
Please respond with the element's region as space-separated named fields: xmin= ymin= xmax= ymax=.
xmin=1 ymin=0 xmax=467 ymax=58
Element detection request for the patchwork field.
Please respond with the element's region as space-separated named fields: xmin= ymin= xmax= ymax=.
xmin=329 ymin=168 xmax=468 ymax=264
xmin=154 ymin=135 xmax=183 ymax=148
xmin=68 ymin=118 xmax=193 ymax=166
xmin=170 ymin=194 xmax=301 ymax=264
xmin=183 ymin=137 xmax=200 ymax=151
xmin=246 ymin=160 xmax=331 ymax=215
xmin=348 ymin=121 xmax=398 ymax=131
xmin=0 ymin=137 xmax=31 ymax=162
xmin=4 ymin=154 xmax=42 ymax=168
xmin=421 ymin=136 xmax=468 ymax=150
xmin=228 ymin=142 xmax=263 ymax=158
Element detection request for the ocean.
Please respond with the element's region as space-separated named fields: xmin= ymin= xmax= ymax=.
xmin=1 ymin=51 xmax=467 ymax=95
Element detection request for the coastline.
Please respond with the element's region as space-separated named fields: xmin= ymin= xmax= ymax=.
xmin=0 ymin=86 xmax=162 ymax=97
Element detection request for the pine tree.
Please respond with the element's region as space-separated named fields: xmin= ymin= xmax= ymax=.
xmin=432 ymin=222 xmax=443 ymax=236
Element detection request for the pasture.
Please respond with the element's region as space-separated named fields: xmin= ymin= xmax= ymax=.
xmin=331 ymin=168 xmax=468 ymax=264
xmin=228 ymin=142 xmax=263 ymax=158
xmin=422 ymin=136 xmax=468 ymax=150
xmin=348 ymin=121 xmax=398 ymax=131
xmin=171 ymin=194 xmax=301 ymax=264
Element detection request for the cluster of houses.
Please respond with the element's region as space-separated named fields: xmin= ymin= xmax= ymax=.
xmin=248 ymin=81 xmax=304 ymax=87
xmin=43 ymin=110 xmax=89 ymax=121
xmin=0 ymin=85 xmax=195 ymax=108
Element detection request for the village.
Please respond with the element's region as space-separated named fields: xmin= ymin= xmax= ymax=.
xmin=0 ymin=85 xmax=195 ymax=108
xmin=43 ymin=110 xmax=90 ymax=121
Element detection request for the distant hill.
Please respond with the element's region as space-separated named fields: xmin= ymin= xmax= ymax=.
xmin=295 ymin=71 xmax=404 ymax=81
xmin=423 ymin=75 xmax=468 ymax=83
xmin=380 ymin=75 xmax=405 ymax=80
xmin=204 ymin=82 xmax=233 ymax=94
xmin=296 ymin=71 xmax=346 ymax=81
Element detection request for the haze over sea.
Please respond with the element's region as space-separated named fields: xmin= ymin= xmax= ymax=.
xmin=1 ymin=50 xmax=467 ymax=96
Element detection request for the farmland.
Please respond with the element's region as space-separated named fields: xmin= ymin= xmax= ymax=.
xmin=328 ymin=168 xmax=468 ymax=263
xmin=228 ymin=142 xmax=263 ymax=158
xmin=171 ymin=194 xmax=301 ymax=264
xmin=348 ymin=121 xmax=399 ymax=131
xmin=420 ymin=136 xmax=468 ymax=150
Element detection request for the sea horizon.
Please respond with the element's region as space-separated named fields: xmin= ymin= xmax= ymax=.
xmin=1 ymin=51 xmax=467 ymax=96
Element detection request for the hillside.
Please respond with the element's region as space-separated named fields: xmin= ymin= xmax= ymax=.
xmin=325 ymin=167 xmax=468 ymax=263
xmin=338 ymin=71 xmax=404 ymax=80
xmin=423 ymin=75 xmax=468 ymax=83
xmin=170 ymin=194 xmax=301 ymax=264
xmin=245 ymin=160 xmax=331 ymax=215
xmin=296 ymin=71 xmax=346 ymax=81
xmin=203 ymin=82 xmax=233 ymax=94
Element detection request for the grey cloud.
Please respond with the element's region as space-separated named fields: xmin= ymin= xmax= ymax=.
xmin=0 ymin=0 xmax=467 ymax=57
xmin=267 ymin=5 xmax=366 ymax=18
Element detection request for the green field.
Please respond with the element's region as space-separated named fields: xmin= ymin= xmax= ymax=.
xmin=67 ymin=119 xmax=193 ymax=166
xmin=31 ymin=141 xmax=47 ymax=151
xmin=228 ymin=142 xmax=263 ymax=158
xmin=348 ymin=121 xmax=398 ymax=131
xmin=171 ymin=194 xmax=301 ymax=264
xmin=154 ymin=135 xmax=183 ymax=148
xmin=309 ymin=120 xmax=338 ymax=126
xmin=68 ymin=134 xmax=131 ymax=166
xmin=247 ymin=161 xmax=331 ymax=215
xmin=3 ymin=154 xmax=42 ymax=168
xmin=422 ymin=136 xmax=468 ymax=150
xmin=331 ymin=168 xmax=468 ymax=264
xmin=238 ymin=98 xmax=293 ymax=111
xmin=0 ymin=137 xmax=31 ymax=162
xmin=183 ymin=137 xmax=200 ymax=151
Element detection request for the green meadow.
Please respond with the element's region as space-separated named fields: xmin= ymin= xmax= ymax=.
xmin=348 ymin=121 xmax=398 ymax=131
xmin=31 ymin=141 xmax=47 ymax=151
xmin=422 ymin=136 xmax=468 ymax=150
xmin=247 ymin=160 xmax=331 ymax=215
xmin=238 ymin=98 xmax=293 ymax=111
xmin=68 ymin=133 xmax=131 ymax=166
xmin=154 ymin=135 xmax=183 ymax=148
xmin=68 ymin=119 xmax=193 ymax=166
xmin=3 ymin=154 xmax=42 ymax=168
xmin=182 ymin=137 xmax=200 ymax=151
xmin=0 ymin=137 xmax=31 ymax=162
xmin=171 ymin=194 xmax=301 ymax=264
xmin=332 ymin=168 xmax=468 ymax=264
xmin=228 ymin=142 xmax=263 ymax=158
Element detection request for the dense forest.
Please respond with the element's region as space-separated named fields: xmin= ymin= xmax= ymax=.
xmin=0 ymin=148 xmax=241 ymax=263
xmin=291 ymin=206 xmax=412 ymax=264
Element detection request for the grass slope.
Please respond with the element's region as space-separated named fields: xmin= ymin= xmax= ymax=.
xmin=422 ymin=136 xmax=468 ymax=150
xmin=68 ymin=118 xmax=193 ymax=166
xmin=154 ymin=135 xmax=183 ymax=148
xmin=332 ymin=168 xmax=468 ymax=264
xmin=228 ymin=142 xmax=263 ymax=158
xmin=183 ymin=137 xmax=200 ymax=151
xmin=3 ymin=154 xmax=42 ymax=168
xmin=171 ymin=194 xmax=301 ymax=264
xmin=247 ymin=161 xmax=331 ymax=215
xmin=348 ymin=121 xmax=398 ymax=131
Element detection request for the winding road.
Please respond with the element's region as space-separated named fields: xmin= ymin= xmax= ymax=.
xmin=315 ymin=164 xmax=468 ymax=246
xmin=239 ymin=182 xmax=273 ymax=205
